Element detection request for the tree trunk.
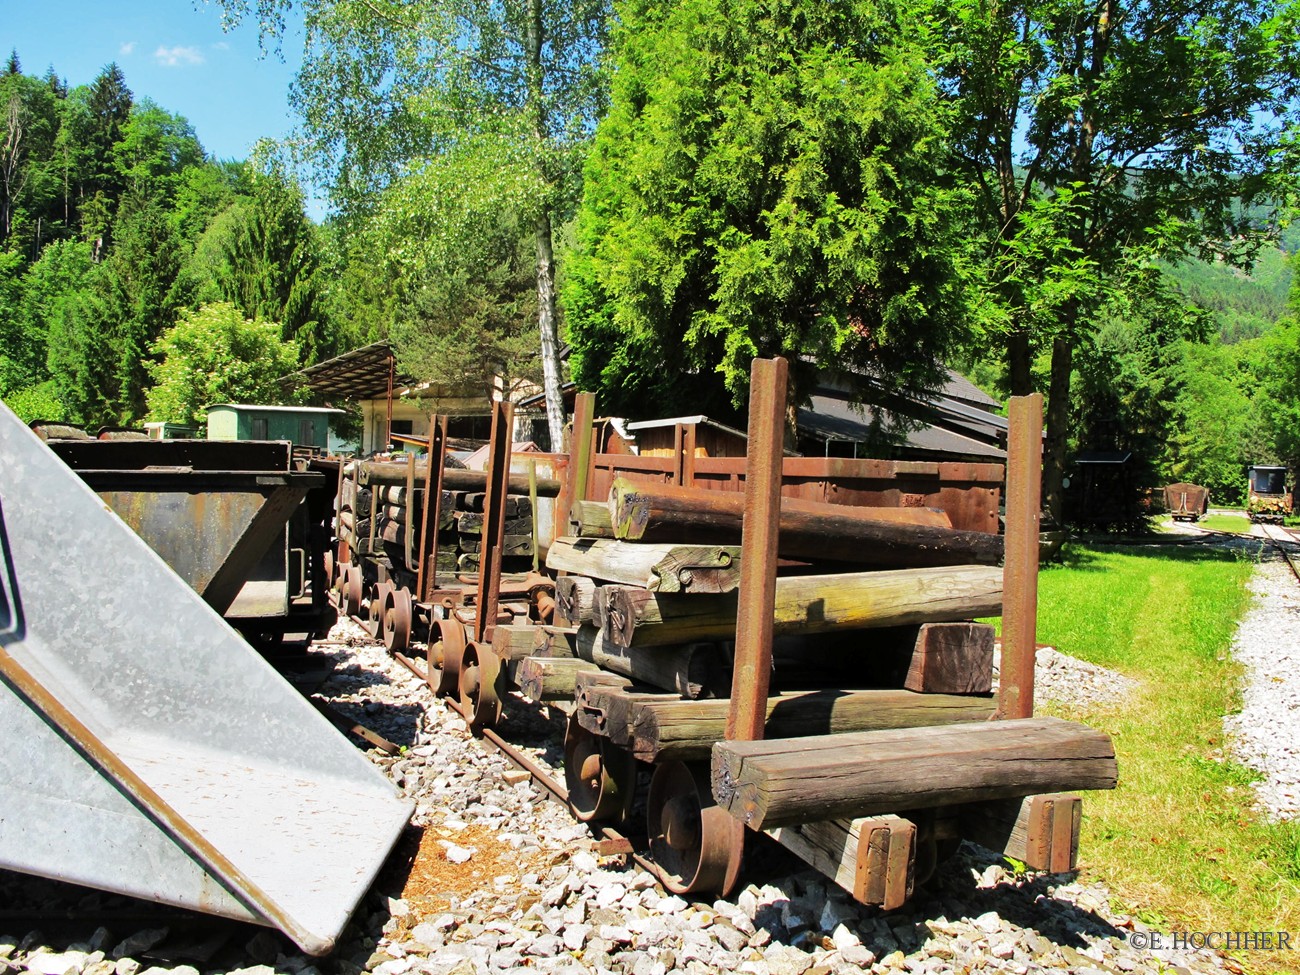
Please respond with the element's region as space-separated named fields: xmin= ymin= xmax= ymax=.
xmin=1007 ymin=330 xmax=1033 ymax=397
xmin=525 ymin=0 xmax=567 ymax=451
xmin=1043 ymin=334 xmax=1073 ymax=527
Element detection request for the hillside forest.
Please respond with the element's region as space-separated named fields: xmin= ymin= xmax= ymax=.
xmin=3 ymin=0 xmax=1300 ymax=519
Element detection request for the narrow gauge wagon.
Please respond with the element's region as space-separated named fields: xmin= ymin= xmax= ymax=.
xmin=1163 ymin=482 xmax=1209 ymax=522
xmin=331 ymin=365 xmax=1116 ymax=912
xmin=1247 ymin=465 xmax=1291 ymax=524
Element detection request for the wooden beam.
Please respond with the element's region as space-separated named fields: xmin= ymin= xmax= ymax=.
xmin=554 ymin=575 xmax=598 ymax=626
xmin=568 ymin=499 xmax=614 ymax=538
xmin=516 ymin=656 xmax=602 ymax=702
xmin=1000 ymin=394 xmax=1042 ymax=719
xmin=599 ymin=565 xmax=1003 ymax=649
xmin=630 ymin=689 xmax=996 ymax=762
xmin=546 ymin=537 xmax=742 ymax=593
xmin=574 ymin=625 xmax=726 ymax=698
xmin=960 ymin=793 xmax=1082 ymax=873
xmin=766 ymin=815 xmax=916 ymax=910
xmin=903 ymin=622 xmax=995 ymax=694
xmin=711 ymin=717 xmax=1117 ymax=829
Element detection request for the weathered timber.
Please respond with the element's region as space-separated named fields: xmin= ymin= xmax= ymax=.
xmin=574 ymin=625 xmax=726 ymax=698
xmin=568 ymin=500 xmax=615 ymax=538
xmin=358 ymin=462 xmax=561 ymax=497
xmin=546 ymin=537 xmax=742 ymax=593
xmin=610 ymin=480 xmax=1002 ymax=569
xmin=456 ymin=511 xmax=533 ymax=535
xmin=630 ymin=689 xmax=996 ymax=762
xmin=575 ymin=683 xmax=677 ymax=745
xmin=767 ymin=816 xmax=916 ymax=909
xmin=516 ymin=656 xmax=601 ymax=702
xmin=592 ymin=585 xmax=614 ymax=634
xmin=960 ymin=793 xmax=1081 ymax=873
xmin=555 ymin=576 xmax=597 ymax=626
xmin=711 ymin=717 xmax=1117 ymax=829
xmin=903 ymin=622 xmax=995 ymax=694
xmin=601 ymin=565 xmax=1003 ymax=649
xmin=491 ymin=624 xmax=543 ymax=663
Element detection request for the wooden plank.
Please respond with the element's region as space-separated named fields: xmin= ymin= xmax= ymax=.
xmin=630 ymin=689 xmax=996 ymax=762
xmin=600 ymin=565 xmax=1003 ymax=649
xmin=516 ymin=656 xmax=602 ymax=702
xmin=1001 ymin=394 xmax=1042 ymax=719
xmin=903 ymin=622 xmax=995 ymax=694
xmin=568 ymin=499 xmax=615 ymax=538
xmin=711 ymin=717 xmax=1116 ymax=829
xmin=545 ymin=537 xmax=741 ymax=593
xmin=959 ymin=793 xmax=1082 ymax=873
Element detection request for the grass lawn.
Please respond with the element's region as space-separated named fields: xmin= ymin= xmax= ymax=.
xmin=1197 ymin=513 xmax=1254 ymax=534
xmin=1034 ymin=544 xmax=1300 ymax=972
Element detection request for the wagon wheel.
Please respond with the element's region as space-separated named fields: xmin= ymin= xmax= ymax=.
xmin=383 ymin=586 xmax=413 ymax=654
xmin=564 ymin=712 xmax=637 ymax=823
xmin=428 ymin=616 xmax=467 ymax=696
xmin=646 ymin=760 xmax=738 ymax=896
xmin=342 ymin=563 xmax=364 ymax=619
xmin=332 ymin=559 xmax=350 ymax=604
xmin=366 ymin=581 xmax=392 ymax=641
xmin=459 ymin=640 xmax=503 ymax=734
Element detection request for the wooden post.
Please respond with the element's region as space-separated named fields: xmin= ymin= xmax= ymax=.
xmin=475 ymin=400 xmax=514 ymax=644
xmin=556 ymin=392 xmax=595 ymax=542
xmin=1001 ymin=394 xmax=1042 ymax=720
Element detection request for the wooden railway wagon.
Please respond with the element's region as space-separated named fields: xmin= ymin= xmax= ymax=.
xmin=332 ymin=363 xmax=1116 ymax=909
xmin=1163 ymin=482 xmax=1210 ymax=522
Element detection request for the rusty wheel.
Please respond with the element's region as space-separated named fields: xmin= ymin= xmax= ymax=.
xmin=366 ymin=581 xmax=392 ymax=641
xmin=647 ymin=760 xmax=737 ymax=896
xmin=342 ymin=563 xmax=364 ymax=618
xmin=564 ymin=712 xmax=637 ymax=823
xmin=428 ymin=616 xmax=467 ymax=696
xmin=459 ymin=640 xmax=503 ymax=734
xmin=384 ymin=586 xmax=413 ymax=654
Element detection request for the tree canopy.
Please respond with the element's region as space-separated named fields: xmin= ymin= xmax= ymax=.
xmin=563 ymin=0 xmax=985 ymax=418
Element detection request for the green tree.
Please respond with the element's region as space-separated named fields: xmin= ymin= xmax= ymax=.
xmin=146 ymin=302 xmax=301 ymax=426
xmin=216 ymin=0 xmax=610 ymax=445
xmin=563 ymin=0 xmax=981 ymax=417
xmin=114 ymin=99 xmax=205 ymax=203
xmin=934 ymin=0 xmax=1300 ymax=523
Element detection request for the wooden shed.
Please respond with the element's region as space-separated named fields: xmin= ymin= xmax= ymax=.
xmin=206 ymin=404 xmax=343 ymax=450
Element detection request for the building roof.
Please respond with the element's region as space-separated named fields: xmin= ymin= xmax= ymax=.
xmin=208 ymin=403 xmax=345 ymax=415
xmin=796 ymin=390 xmax=1007 ymax=462
xmin=284 ymin=342 xmax=411 ymax=400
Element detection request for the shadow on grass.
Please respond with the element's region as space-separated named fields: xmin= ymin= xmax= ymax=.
xmin=1048 ymin=538 xmax=1267 ymax=572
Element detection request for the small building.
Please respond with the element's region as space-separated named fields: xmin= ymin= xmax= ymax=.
xmin=206 ymin=404 xmax=343 ymax=450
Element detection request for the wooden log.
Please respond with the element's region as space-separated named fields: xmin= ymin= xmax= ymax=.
xmin=456 ymin=511 xmax=533 ymax=535
xmin=602 ymin=565 xmax=1003 ymax=649
xmin=517 ymin=656 xmax=602 ymax=702
xmin=610 ymin=479 xmax=1002 ymax=568
xmin=537 ymin=625 xmax=578 ymax=657
xmin=575 ymin=625 xmax=727 ymax=698
xmin=767 ymin=815 xmax=916 ymax=909
xmin=358 ymin=462 xmax=562 ymax=497
xmin=903 ymin=622 xmax=995 ymax=694
xmin=491 ymin=624 xmax=543 ymax=662
xmin=960 ymin=793 xmax=1081 ymax=873
xmin=555 ymin=576 xmax=598 ymax=626
xmin=569 ymin=500 xmax=615 ymax=538
xmin=630 ymin=689 xmax=996 ymax=762
xmin=575 ymin=682 xmax=676 ymax=744
xmin=546 ymin=537 xmax=742 ymax=593
xmin=711 ymin=717 xmax=1117 ymax=829
xmin=592 ymin=585 xmax=615 ymax=633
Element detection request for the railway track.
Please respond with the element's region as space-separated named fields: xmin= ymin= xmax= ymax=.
xmin=1257 ymin=522 xmax=1300 ymax=582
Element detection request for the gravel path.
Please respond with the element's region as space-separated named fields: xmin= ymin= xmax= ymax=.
xmin=0 ymin=614 xmax=1250 ymax=975
xmin=1223 ymin=544 xmax=1300 ymax=820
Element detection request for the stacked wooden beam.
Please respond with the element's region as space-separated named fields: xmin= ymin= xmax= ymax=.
xmin=544 ymin=477 xmax=1004 ymax=701
xmin=336 ymin=459 xmax=538 ymax=585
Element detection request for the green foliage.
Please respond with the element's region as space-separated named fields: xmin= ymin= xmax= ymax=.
xmin=1256 ymin=315 xmax=1300 ymax=471
xmin=564 ymin=0 xmax=983 ymax=416
xmin=147 ymin=302 xmax=301 ymax=426
xmin=1 ymin=379 xmax=70 ymax=423
xmin=1164 ymin=249 xmax=1295 ymax=344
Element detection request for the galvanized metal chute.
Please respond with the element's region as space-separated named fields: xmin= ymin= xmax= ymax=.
xmin=0 ymin=402 xmax=413 ymax=955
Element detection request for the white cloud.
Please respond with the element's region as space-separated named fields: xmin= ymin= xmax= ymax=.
xmin=119 ymin=41 xmax=136 ymax=56
xmin=211 ymin=40 xmax=230 ymax=51
xmin=154 ymin=45 xmax=205 ymax=67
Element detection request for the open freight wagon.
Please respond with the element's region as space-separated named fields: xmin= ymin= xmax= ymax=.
xmin=328 ymin=361 xmax=1116 ymax=909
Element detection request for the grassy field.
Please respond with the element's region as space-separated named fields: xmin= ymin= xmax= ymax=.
xmin=1034 ymin=544 xmax=1300 ymax=972
xmin=1197 ymin=513 xmax=1254 ymax=534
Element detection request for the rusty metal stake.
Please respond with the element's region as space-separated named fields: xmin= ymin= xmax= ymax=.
xmin=475 ymin=400 xmax=515 ymax=644
xmin=722 ymin=355 xmax=789 ymax=892
xmin=417 ymin=416 xmax=449 ymax=602
xmin=999 ymin=393 xmax=1043 ymax=720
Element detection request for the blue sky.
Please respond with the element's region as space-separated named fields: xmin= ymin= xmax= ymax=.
xmin=3 ymin=1 xmax=317 ymax=197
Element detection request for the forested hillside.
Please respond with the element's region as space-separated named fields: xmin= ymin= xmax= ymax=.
xmin=0 ymin=57 xmax=356 ymax=428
